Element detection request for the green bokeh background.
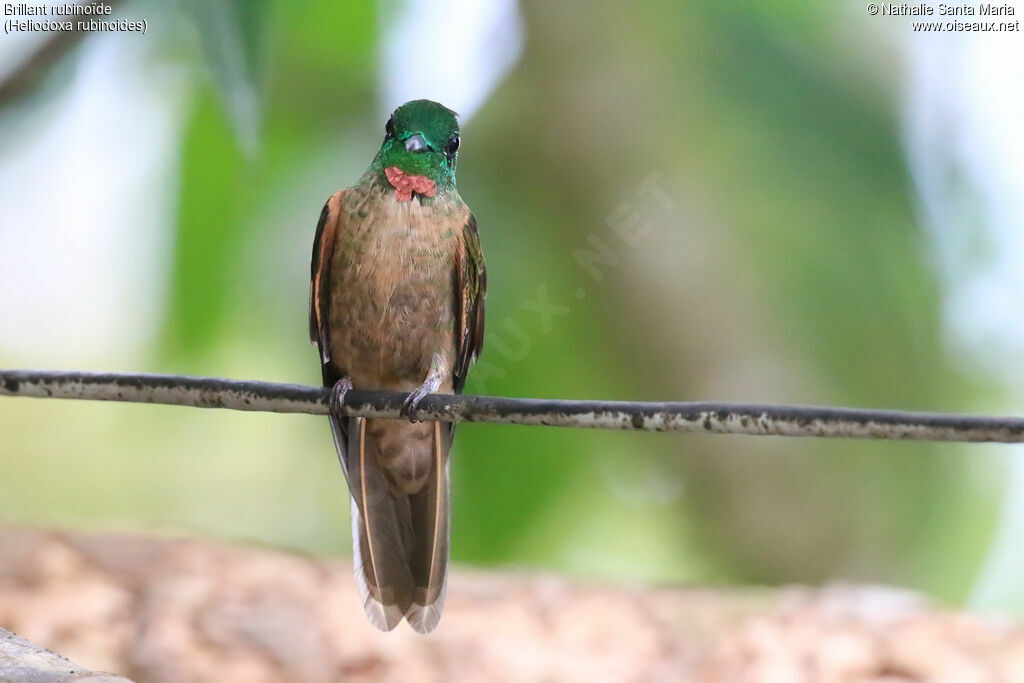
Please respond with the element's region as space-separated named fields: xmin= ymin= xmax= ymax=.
xmin=0 ymin=0 xmax=1002 ymax=604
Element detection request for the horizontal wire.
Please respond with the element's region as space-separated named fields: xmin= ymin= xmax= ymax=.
xmin=2 ymin=368 xmax=1023 ymax=443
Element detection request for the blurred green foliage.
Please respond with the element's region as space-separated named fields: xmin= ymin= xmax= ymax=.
xmin=0 ymin=0 xmax=1001 ymax=604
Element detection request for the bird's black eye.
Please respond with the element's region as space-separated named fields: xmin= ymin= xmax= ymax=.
xmin=385 ymin=117 xmax=395 ymax=140
xmin=445 ymin=135 xmax=460 ymax=159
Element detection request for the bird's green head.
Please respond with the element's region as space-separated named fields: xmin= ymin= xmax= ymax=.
xmin=371 ymin=100 xmax=461 ymax=198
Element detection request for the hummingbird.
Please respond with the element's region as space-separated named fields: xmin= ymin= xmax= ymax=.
xmin=309 ymin=100 xmax=486 ymax=633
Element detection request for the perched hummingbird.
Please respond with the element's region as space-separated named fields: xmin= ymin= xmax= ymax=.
xmin=309 ymin=100 xmax=486 ymax=633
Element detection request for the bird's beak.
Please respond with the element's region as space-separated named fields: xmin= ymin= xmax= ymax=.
xmin=404 ymin=134 xmax=430 ymax=153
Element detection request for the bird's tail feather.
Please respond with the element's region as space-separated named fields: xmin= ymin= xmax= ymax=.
xmin=345 ymin=416 xmax=415 ymax=631
xmin=404 ymin=421 xmax=451 ymax=634
xmin=334 ymin=413 xmax=451 ymax=633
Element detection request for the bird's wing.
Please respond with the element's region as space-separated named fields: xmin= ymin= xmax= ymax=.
xmin=453 ymin=213 xmax=487 ymax=394
xmin=309 ymin=190 xmax=351 ymax=460
xmin=309 ymin=190 xmax=345 ymax=359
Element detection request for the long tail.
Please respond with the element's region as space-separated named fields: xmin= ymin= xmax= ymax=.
xmin=339 ymin=416 xmax=450 ymax=633
xmin=404 ymin=421 xmax=451 ymax=633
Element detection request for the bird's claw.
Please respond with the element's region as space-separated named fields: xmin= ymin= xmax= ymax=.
xmin=329 ymin=376 xmax=353 ymax=419
xmin=400 ymin=386 xmax=430 ymax=423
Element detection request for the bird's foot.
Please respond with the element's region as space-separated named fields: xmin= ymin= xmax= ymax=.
xmin=400 ymin=354 xmax=448 ymax=423
xmin=400 ymin=386 xmax=431 ymax=423
xmin=329 ymin=376 xmax=353 ymax=419
xmin=400 ymin=378 xmax=443 ymax=423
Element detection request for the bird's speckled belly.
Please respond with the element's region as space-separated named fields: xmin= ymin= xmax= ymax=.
xmin=326 ymin=196 xmax=457 ymax=392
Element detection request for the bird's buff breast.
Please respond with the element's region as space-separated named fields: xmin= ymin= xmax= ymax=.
xmin=327 ymin=192 xmax=459 ymax=390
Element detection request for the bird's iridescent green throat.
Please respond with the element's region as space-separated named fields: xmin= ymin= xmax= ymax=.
xmin=370 ymin=99 xmax=461 ymax=194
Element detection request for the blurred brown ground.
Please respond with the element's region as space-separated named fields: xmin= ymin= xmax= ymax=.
xmin=1 ymin=528 xmax=1023 ymax=682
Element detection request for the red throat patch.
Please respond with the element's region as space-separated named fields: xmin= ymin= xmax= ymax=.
xmin=385 ymin=166 xmax=437 ymax=202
